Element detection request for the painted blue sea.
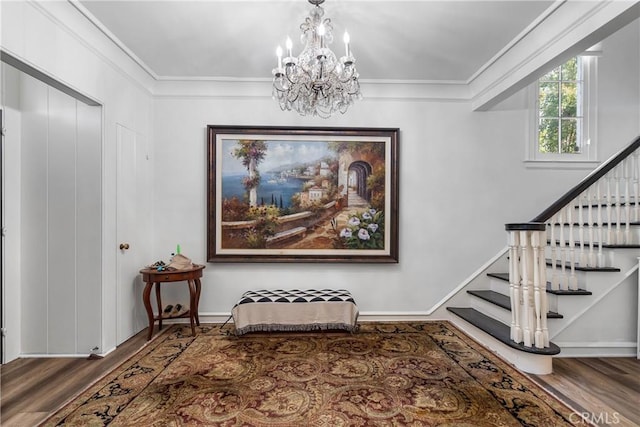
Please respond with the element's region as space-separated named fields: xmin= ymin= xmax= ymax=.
xmin=221 ymin=174 xmax=306 ymax=208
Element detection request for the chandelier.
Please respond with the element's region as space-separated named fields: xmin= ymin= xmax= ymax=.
xmin=272 ymin=0 xmax=361 ymax=118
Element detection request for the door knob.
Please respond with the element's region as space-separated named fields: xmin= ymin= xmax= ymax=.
xmin=119 ymin=243 xmax=130 ymax=250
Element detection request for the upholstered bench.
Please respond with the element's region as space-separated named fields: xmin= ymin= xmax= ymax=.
xmin=231 ymin=289 xmax=359 ymax=336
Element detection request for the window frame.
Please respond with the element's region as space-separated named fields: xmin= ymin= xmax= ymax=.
xmin=526 ymin=54 xmax=598 ymax=166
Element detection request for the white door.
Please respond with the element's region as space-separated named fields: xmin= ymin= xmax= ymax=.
xmin=1 ymin=107 xmax=24 ymax=363
xmin=116 ymin=124 xmax=144 ymax=344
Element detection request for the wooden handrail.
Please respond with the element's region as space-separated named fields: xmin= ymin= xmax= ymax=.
xmin=531 ymin=135 xmax=640 ymax=223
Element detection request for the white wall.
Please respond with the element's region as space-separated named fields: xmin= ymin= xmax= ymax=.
xmin=151 ymin=18 xmax=640 ymax=320
xmin=597 ymin=19 xmax=640 ymax=160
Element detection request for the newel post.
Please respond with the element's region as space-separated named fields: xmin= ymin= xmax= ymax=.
xmin=506 ymin=223 xmax=549 ymax=349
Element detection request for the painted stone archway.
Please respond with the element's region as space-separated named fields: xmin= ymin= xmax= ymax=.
xmin=337 ymin=151 xmax=372 ymax=208
xmin=347 ymin=161 xmax=372 ymax=207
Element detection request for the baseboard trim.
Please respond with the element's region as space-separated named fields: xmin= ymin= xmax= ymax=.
xmin=20 ymin=352 xmax=94 ymax=358
xmin=553 ymin=341 xmax=637 ymax=357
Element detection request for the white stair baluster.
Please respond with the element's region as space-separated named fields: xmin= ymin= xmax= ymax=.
xmin=634 ymin=149 xmax=640 ymax=222
xmin=624 ymin=158 xmax=631 ymax=244
xmin=596 ymin=181 xmax=605 ymax=268
xmin=550 ymin=214 xmax=560 ymax=290
xmin=519 ymin=230 xmax=533 ymax=348
xmin=587 ymin=187 xmax=596 ymax=267
xmin=532 ymin=231 xmax=545 ymax=348
xmin=615 ymin=164 xmax=623 ymax=244
xmin=567 ymin=200 xmax=578 ymax=290
xmin=538 ymin=229 xmax=550 ymax=347
xmin=509 ymin=231 xmax=522 ymax=343
xmin=607 ymin=172 xmax=614 ymax=244
xmin=578 ymin=192 xmax=588 ymax=266
xmin=558 ymin=208 xmax=568 ymax=289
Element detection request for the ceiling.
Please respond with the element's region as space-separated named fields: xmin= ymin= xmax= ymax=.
xmin=77 ymin=0 xmax=555 ymax=82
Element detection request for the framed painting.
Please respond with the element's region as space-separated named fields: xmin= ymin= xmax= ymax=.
xmin=207 ymin=126 xmax=399 ymax=263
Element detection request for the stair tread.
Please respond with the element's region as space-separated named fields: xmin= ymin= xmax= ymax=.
xmin=575 ymin=202 xmax=640 ymax=208
xmin=446 ymin=307 xmax=561 ymax=355
xmin=468 ymin=290 xmax=510 ymax=310
xmin=545 ymin=284 xmax=592 ymax=295
xmin=545 ymin=259 xmax=620 ymax=272
xmin=487 ymin=273 xmax=593 ymax=295
xmin=487 ymin=272 xmax=509 ymax=281
xmin=549 ymin=240 xmax=640 ymax=249
xmin=467 ymin=290 xmax=562 ymax=318
xmin=551 ymin=221 xmax=640 ymax=226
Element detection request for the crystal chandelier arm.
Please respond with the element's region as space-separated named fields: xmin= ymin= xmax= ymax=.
xmin=343 ymin=32 xmax=350 ymax=57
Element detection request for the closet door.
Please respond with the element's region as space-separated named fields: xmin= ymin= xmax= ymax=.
xmin=2 ymin=64 xmax=25 ymax=362
xmin=47 ymin=87 xmax=78 ymax=354
xmin=20 ymin=76 xmax=49 ymax=354
xmin=0 ymin=109 xmax=3 ymax=363
xmin=18 ymin=72 xmax=102 ymax=355
xmin=75 ymin=103 xmax=102 ymax=354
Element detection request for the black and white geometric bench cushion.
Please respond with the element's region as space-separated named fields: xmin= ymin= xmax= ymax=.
xmin=231 ymin=289 xmax=359 ymax=336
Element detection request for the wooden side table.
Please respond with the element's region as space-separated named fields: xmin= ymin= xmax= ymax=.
xmin=140 ymin=264 xmax=205 ymax=340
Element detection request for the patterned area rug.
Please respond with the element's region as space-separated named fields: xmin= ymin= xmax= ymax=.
xmin=43 ymin=322 xmax=588 ymax=426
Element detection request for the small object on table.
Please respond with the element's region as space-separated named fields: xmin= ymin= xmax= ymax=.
xmin=140 ymin=264 xmax=205 ymax=340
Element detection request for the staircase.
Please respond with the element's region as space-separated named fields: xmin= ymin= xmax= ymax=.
xmin=445 ymin=135 xmax=640 ymax=374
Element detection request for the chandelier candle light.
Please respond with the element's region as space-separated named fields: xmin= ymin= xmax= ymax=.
xmin=272 ymin=0 xmax=361 ymax=118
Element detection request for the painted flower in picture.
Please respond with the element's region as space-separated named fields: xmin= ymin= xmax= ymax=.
xmin=338 ymin=208 xmax=384 ymax=249
xmin=340 ymin=228 xmax=353 ymax=238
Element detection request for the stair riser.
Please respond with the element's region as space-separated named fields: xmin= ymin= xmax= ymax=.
xmin=547 ymin=295 xmax=588 ymax=320
xmin=483 ymin=282 xmax=578 ymax=316
xmin=469 ymin=297 xmax=512 ymax=325
xmin=493 ymin=269 xmax=589 ymax=294
xmin=489 ymin=277 xmax=510 ymax=295
xmin=548 ymin=224 xmax=640 ymax=245
xmin=544 ymin=246 xmax=627 ymax=269
xmin=545 ymin=268 xmax=587 ymax=291
xmin=542 ymin=253 xmax=633 ymax=291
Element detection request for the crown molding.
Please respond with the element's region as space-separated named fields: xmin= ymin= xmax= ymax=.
xmin=2 ymin=0 xmax=157 ymax=97
xmin=6 ymin=0 xmax=635 ymax=105
xmin=67 ymin=0 xmax=159 ymax=81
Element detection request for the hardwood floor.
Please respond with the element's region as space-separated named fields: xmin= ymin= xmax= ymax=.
xmin=532 ymin=357 xmax=640 ymax=427
xmin=1 ymin=327 xmax=639 ymax=427
xmin=1 ymin=329 xmax=149 ymax=427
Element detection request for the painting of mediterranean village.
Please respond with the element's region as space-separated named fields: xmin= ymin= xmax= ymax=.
xmin=211 ymin=130 xmax=396 ymax=261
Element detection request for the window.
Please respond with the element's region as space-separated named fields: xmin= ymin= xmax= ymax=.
xmin=528 ymin=55 xmax=597 ymax=164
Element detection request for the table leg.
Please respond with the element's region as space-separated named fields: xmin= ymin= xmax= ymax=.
xmin=187 ymin=279 xmax=197 ymax=336
xmin=143 ymin=281 xmax=154 ymax=341
xmin=155 ymin=282 xmax=163 ymax=330
xmin=194 ymin=278 xmax=202 ymax=326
